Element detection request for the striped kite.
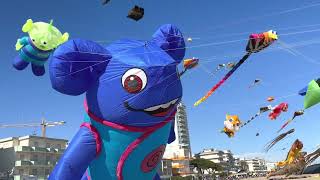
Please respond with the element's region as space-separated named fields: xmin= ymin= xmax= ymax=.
xmin=194 ymin=30 xmax=278 ymax=106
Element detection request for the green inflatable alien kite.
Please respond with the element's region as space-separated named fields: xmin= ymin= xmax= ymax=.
xmin=13 ymin=19 xmax=69 ymax=76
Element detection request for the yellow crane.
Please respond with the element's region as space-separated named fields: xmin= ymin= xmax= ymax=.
xmin=0 ymin=118 xmax=66 ymax=137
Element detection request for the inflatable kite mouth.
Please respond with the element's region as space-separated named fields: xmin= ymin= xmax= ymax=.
xmin=124 ymin=98 xmax=179 ymax=117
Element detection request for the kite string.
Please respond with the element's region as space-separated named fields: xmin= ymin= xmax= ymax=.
xmin=60 ymin=27 xmax=320 ymax=64
xmin=55 ymin=26 xmax=320 ymax=81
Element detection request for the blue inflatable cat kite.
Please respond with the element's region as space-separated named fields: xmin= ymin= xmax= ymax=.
xmin=46 ymin=24 xmax=185 ymax=180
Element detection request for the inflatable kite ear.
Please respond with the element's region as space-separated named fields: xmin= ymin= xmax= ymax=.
xmin=59 ymin=32 xmax=69 ymax=45
xmin=299 ymin=86 xmax=308 ymax=96
xmin=152 ymin=24 xmax=186 ymax=63
xmin=49 ymin=39 xmax=112 ymax=96
xmin=22 ymin=19 xmax=33 ymax=32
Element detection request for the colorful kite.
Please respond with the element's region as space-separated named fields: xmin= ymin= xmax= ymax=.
xmin=127 ymin=5 xmax=144 ymax=21
xmin=268 ymin=146 xmax=320 ymax=178
xmin=240 ymin=105 xmax=272 ymax=128
xmin=267 ymin=96 xmax=275 ymax=102
xmin=276 ymin=139 xmax=303 ymax=167
xmin=278 ymin=79 xmax=320 ymax=132
xmin=44 ymin=24 xmax=186 ymax=180
xmin=212 ymin=62 xmax=236 ymax=76
xmin=194 ymin=30 xmax=277 ymax=106
xmin=101 ymin=0 xmax=110 ymax=5
xmin=277 ymin=110 xmax=304 ymax=133
xmin=264 ymin=129 xmax=295 ymax=152
xmin=248 ymin=79 xmax=261 ymax=88
xmin=13 ymin=19 xmax=69 ymax=76
xmin=179 ymin=57 xmax=199 ymax=76
xmin=269 ymin=102 xmax=288 ymax=120
xmin=240 ymin=102 xmax=288 ymax=128
xmin=222 ymin=114 xmax=241 ymax=138
xmin=300 ymin=79 xmax=320 ymax=109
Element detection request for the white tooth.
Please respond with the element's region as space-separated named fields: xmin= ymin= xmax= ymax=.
xmin=171 ymin=98 xmax=178 ymax=104
xmin=144 ymin=105 xmax=161 ymax=111
xmin=161 ymin=102 xmax=171 ymax=109
xmin=144 ymin=99 xmax=179 ymax=112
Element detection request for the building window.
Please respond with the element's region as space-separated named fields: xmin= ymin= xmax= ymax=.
xmin=56 ymin=144 xmax=61 ymax=149
xmin=46 ymin=143 xmax=51 ymax=148
xmin=31 ymin=169 xmax=37 ymax=175
xmin=20 ymin=154 xmax=25 ymax=160
xmin=45 ymin=169 xmax=50 ymax=175
xmin=46 ymin=155 xmax=51 ymax=162
xmin=34 ymin=141 xmax=39 ymax=147
xmin=32 ymin=154 xmax=38 ymax=161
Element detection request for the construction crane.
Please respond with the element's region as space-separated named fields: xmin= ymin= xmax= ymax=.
xmin=0 ymin=118 xmax=66 ymax=137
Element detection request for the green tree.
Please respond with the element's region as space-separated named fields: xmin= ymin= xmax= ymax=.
xmin=190 ymin=158 xmax=223 ymax=179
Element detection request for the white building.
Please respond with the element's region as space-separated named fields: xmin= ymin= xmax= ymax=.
xmin=163 ymin=102 xmax=192 ymax=176
xmin=195 ymin=148 xmax=235 ymax=172
xmin=266 ymin=162 xmax=276 ymax=172
xmin=159 ymin=159 xmax=172 ymax=180
xmin=244 ymin=158 xmax=267 ymax=173
xmin=0 ymin=136 xmax=67 ymax=180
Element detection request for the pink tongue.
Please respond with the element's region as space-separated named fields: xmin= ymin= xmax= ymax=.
xmin=152 ymin=109 xmax=170 ymax=117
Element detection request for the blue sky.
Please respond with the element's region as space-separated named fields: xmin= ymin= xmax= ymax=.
xmin=1 ymin=0 xmax=320 ymax=162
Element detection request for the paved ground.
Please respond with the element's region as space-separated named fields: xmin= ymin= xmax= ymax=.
xmin=242 ymin=174 xmax=320 ymax=180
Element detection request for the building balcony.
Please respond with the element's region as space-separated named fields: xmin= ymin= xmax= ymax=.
xmin=15 ymin=146 xmax=33 ymax=152
xmin=15 ymin=160 xmax=56 ymax=167
xmin=32 ymin=147 xmax=48 ymax=152
xmin=179 ymin=135 xmax=189 ymax=139
xmin=14 ymin=146 xmax=65 ymax=154
xmin=15 ymin=160 xmax=33 ymax=166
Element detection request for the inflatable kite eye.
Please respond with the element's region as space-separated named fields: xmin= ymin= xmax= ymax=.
xmin=229 ymin=119 xmax=233 ymax=122
xmin=122 ymin=68 xmax=147 ymax=93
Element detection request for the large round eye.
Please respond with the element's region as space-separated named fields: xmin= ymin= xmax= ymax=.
xmin=122 ymin=68 xmax=147 ymax=93
xmin=43 ymin=41 xmax=47 ymax=45
xmin=229 ymin=119 xmax=233 ymax=122
xmin=32 ymin=39 xmax=35 ymax=42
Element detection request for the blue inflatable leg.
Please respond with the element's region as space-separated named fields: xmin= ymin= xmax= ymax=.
xmin=49 ymin=124 xmax=99 ymax=180
xmin=154 ymin=173 xmax=161 ymax=180
xmin=13 ymin=56 xmax=29 ymax=70
xmin=31 ymin=64 xmax=45 ymax=76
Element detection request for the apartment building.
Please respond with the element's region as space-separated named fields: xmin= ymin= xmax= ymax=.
xmin=0 ymin=136 xmax=67 ymax=180
xmin=195 ymin=148 xmax=236 ymax=172
xmin=244 ymin=158 xmax=267 ymax=173
xmin=163 ymin=102 xmax=193 ymax=176
xmin=159 ymin=159 xmax=173 ymax=180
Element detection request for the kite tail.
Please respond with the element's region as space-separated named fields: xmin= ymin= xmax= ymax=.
xmin=179 ymin=69 xmax=187 ymax=77
xmin=264 ymin=129 xmax=295 ymax=152
xmin=240 ymin=111 xmax=261 ymax=128
xmin=277 ymin=120 xmax=292 ymax=133
xmin=277 ymin=110 xmax=304 ymax=133
xmin=211 ymin=66 xmax=222 ymax=76
xmin=194 ymin=53 xmax=251 ymax=106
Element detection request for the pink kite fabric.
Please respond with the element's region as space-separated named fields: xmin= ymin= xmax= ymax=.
xmin=269 ymin=103 xmax=289 ymax=120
